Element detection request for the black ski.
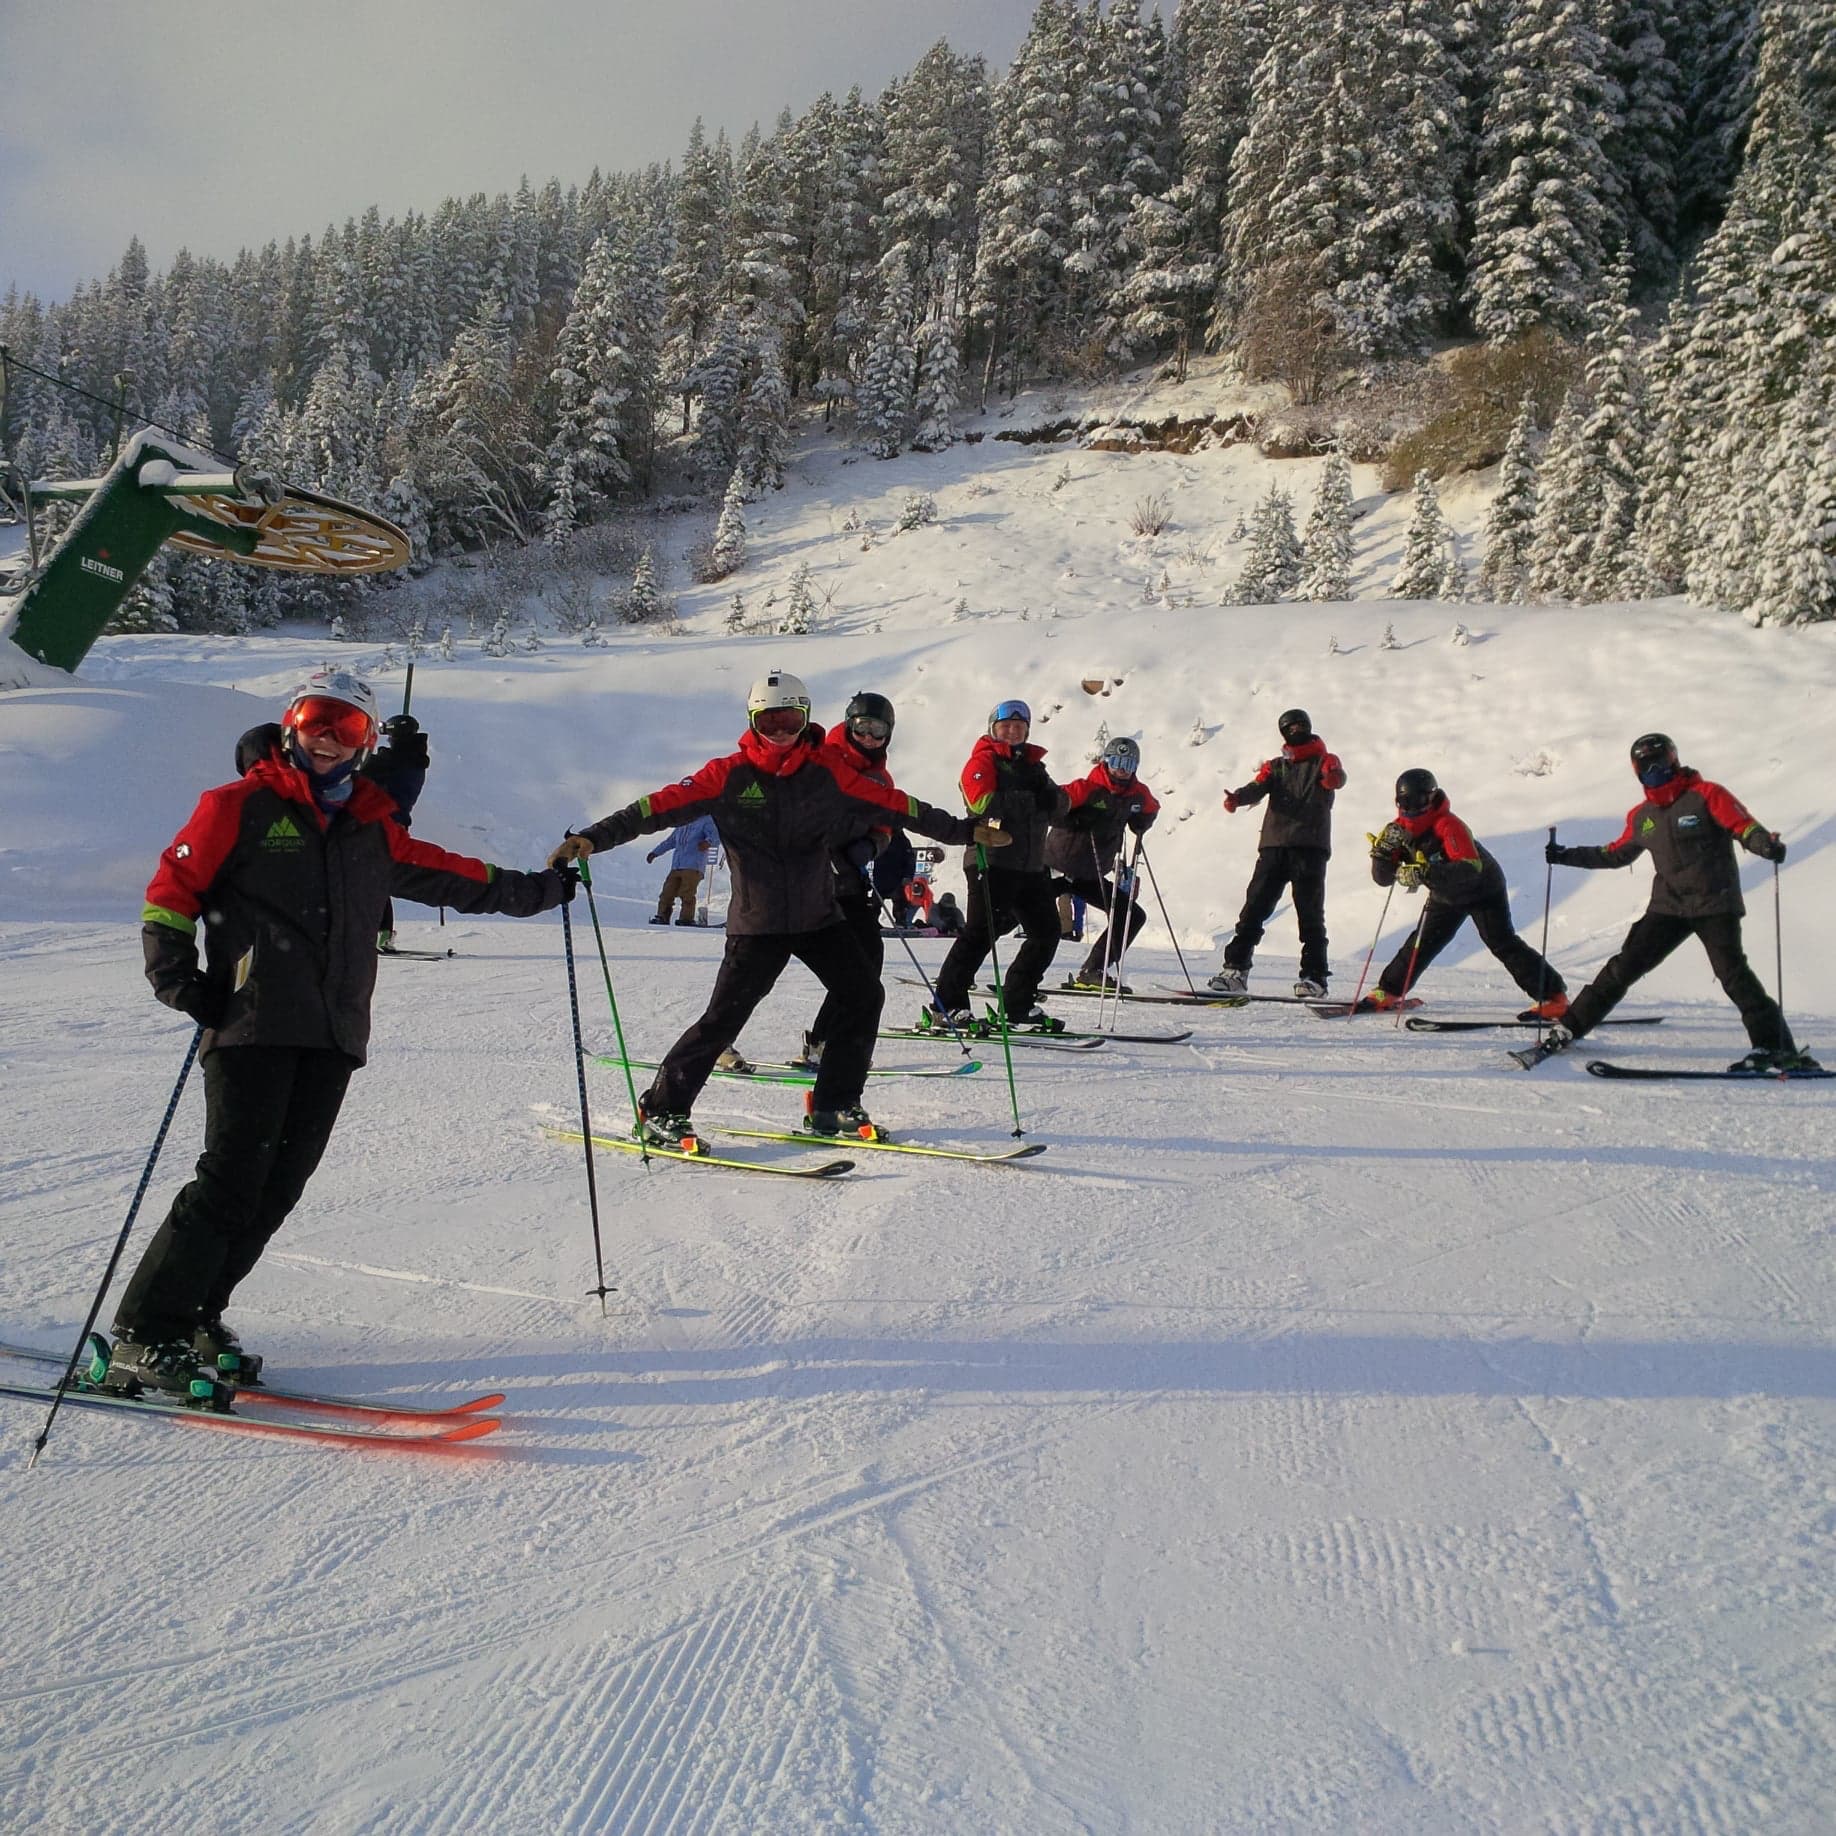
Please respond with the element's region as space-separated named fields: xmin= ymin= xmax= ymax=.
xmin=1584 ymin=1060 xmax=1832 ymax=1083
xmin=1407 ymin=1014 xmax=1665 ymax=1033
xmin=377 ymin=946 xmax=456 ymax=961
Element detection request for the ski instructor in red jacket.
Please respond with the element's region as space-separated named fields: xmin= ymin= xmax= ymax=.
xmin=550 ymin=672 xmax=1007 ymax=1145
xmin=109 ymin=669 xmax=573 ymax=1401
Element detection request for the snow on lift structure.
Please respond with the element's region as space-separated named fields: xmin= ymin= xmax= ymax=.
xmin=0 ymin=426 xmax=410 ymax=676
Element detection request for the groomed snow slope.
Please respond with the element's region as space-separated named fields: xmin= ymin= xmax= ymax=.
xmin=2 ymin=403 xmax=1833 ymax=1833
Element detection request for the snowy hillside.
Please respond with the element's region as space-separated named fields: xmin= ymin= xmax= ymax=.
xmin=3 ymin=411 xmax=1834 ymax=1832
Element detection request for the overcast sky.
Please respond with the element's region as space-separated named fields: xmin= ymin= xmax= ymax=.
xmin=1 ymin=0 xmax=1041 ymax=302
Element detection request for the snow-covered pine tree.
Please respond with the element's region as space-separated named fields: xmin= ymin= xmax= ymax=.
xmin=1476 ymin=395 xmax=1539 ymax=601
xmin=1298 ymin=448 xmax=1355 ymax=600
xmin=708 ymin=466 xmax=748 ymax=578
xmin=909 ymin=316 xmax=962 ymax=451
xmin=1572 ymin=250 xmax=1648 ymax=602
xmin=621 ymin=545 xmax=666 ymax=624
xmin=663 ymin=120 xmax=731 ymax=430
xmin=738 ymin=338 xmax=791 ymax=491
xmin=1749 ymin=354 xmax=1836 ymax=626
xmin=1602 ymin=0 xmax=1685 ymax=283
xmin=1226 ymin=485 xmax=1301 ymax=603
xmin=543 ymin=233 xmax=634 ymax=544
xmin=690 ymin=311 xmax=748 ymax=476
xmin=1525 ymin=391 xmax=1591 ymax=599
xmin=1391 ymin=470 xmax=1459 ymax=598
xmin=581 ymin=613 xmax=605 ymax=647
xmin=856 ymin=251 xmax=918 ymax=458
xmin=1467 ymin=0 xmax=1618 ymax=341
xmin=726 ymin=591 xmax=748 ymax=633
xmin=972 ymin=0 xmax=1081 ymax=396
xmin=482 ymin=612 xmax=511 ymax=656
xmin=438 ymin=625 xmax=456 ymax=661
xmin=777 ymin=559 xmax=817 ymax=634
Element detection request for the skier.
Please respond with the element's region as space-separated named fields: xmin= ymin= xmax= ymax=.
xmin=928 ymin=699 xmax=1093 ymax=1033
xmin=109 ymin=669 xmax=572 ymax=1398
xmin=238 ymin=711 xmax=430 ymax=951
xmin=1359 ymin=768 xmax=1565 ymax=1015
xmin=1045 ymin=736 xmax=1160 ymax=991
xmin=799 ymin=691 xmax=901 ymax=1069
xmin=1208 ymin=708 xmax=1344 ymax=999
xmin=548 ymin=672 xmax=1007 ymax=1142
xmin=645 ymin=814 xmax=719 ymax=924
xmin=1527 ymin=733 xmax=1813 ymax=1071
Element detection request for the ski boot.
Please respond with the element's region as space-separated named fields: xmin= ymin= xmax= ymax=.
xmin=714 ymin=1047 xmax=755 ymax=1075
xmin=791 ymin=1032 xmax=824 ymax=1071
xmin=1207 ymin=966 xmax=1248 ymax=995
xmin=634 ymin=1106 xmax=700 ymax=1152
xmin=98 ymin=1334 xmax=232 ymax=1409
xmin=193 ymin=1316 xmax=263 ymax=1385
xmin=1518 ymin=994 xmax=1570 ymax=1023
xmin=1509 ymin=1024 xmax=1574 ymax=1070
xmin=1000 ymin=1005 xmax=1066 ymax=1035
xmin=1067 ymin=971 xmax=1131 ymax=994
xmin=1352 ymin=989 xmax=1398 ymax=1013
xmin=803 ymin=1095 xmax=885 ymax=1142
xmin=1293 ymin=978 xmax=1328 ymax=1000
xmin=918 ymin=1004 xmax=979 ymax=1037
xmin=647 ymin=915 xmax=669 ymax=925
xmin=675 ymin=915 xmax=697 ymax=926
xmin=1728 ymin=1046 xmax=1824 ymax=1075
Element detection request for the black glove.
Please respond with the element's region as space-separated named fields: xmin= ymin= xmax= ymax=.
xmin=840 ymin=836 xmax=876 ymax=873
xmin=539 ymin=865 xmax=579 ymax=909
xmin=1545 ymin=841 xmax=1576 ymax=865
xmin=1750 ymin=830 xmax=1786 ymax=863
xmin=173 ymin=975 xmax=223 ymax=1029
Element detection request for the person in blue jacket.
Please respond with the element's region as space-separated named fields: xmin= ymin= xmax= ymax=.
xmin=646 ymin=814 xmax=719 ymax=924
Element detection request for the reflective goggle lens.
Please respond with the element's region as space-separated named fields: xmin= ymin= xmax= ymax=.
xmin=993 ymin=700 xmax=1031 ymax=724
xmin=848 ymin=716 xmax=892 ymax=743
xmin=284 ymin=697 xmax=375 ymax=748
xmin=752 ymin=707 xmax=807 ymax=739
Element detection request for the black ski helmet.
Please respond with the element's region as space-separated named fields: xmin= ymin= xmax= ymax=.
xmin=1630 ymin=732 xmax=1679 ymax=784
xmin=844 ymin=690 xmax=895 ymax=745
xmin=1394 ymin=767 xmax=1439 ymax=816
xmin=1277 ymin=708 xmax=1312 ymax=744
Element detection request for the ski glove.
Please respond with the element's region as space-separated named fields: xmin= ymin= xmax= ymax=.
xmin=378 ymin=715 xmax=430 ymax=771
xmin=547 ymin=866 xmax=581 ymax=905
xmin=1748 ymin=830 xmax=1787 ymax=863
xmin=548 ymin=835 xmax=594 ymax=868
xmin=173 ymin=974 xmax=224 ymax=1030
xmin=841 ymin=836 xmax=877 ymax=873
xmin=973 ymin=824 xmax=1015 ymax=851
xmin=1545 ymin=841 xmax=1578 ymax=866
xmin=1371 ymin=823 xmax=1410 ymax=859
xmin=1222 ymin=791 xmax=1239 ymax=814
xmin=1394 ymin=857 xmax=1429 ymax=892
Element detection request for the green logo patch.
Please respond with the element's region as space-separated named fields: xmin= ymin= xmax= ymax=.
xmin=738 ymin=782 xmax=767 ymax=805
xmin=1639 ymin=815 xmax=1657 ymax=835
xmin=263 ymin=815 xmax=307 ymax=851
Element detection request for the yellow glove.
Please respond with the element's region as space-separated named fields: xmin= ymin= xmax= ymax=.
xmin=1395 ymin=853 xmax=1428 ymax=891
xmin=548 ymin=835 xmax=594 ymax=869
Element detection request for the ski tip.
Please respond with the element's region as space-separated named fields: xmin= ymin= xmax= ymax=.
xmin=433 ymin=1416 xmax=503 ymax=1444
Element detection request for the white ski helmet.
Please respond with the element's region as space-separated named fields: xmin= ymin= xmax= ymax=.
xmin=746 ymin=670 xmax=812 ymax=720
xmin=282 ymin=667 xmax=380 ymax=760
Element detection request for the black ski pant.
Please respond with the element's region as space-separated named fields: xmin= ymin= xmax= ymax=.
xmin=113 ymin=1044 xmax=355 ymax=1342
xmin=646 ymin=923 xmax=883 ymax=1116
xmin=1566 ymin=911 xmax=1793 ymax=1050
xmin=933 ymin=866 xmax=1061 ymax=1017
xmin=1376 ymin=894 xmax=1563 ymax=1002
xmin=809 ymin=895 xmax=884 ymax=1050
xmin=1224 ymin=847 xmax=1330 ymax=982
xmin=1054 ymin=874 xmax=1146 ymax=980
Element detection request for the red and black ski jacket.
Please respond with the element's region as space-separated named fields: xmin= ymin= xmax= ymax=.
xmin=1230 ymin=737 xmax=1345 ymax=853
xmin=143 ymin=753 xmax=564 ymax=1062
xmin=959 ymin=735 xmax=1087 ymax=875
xmin=1043 ymin=762 xmax=1160 ymax=879
xmin=578 ymin=727 xmax=979 ymax=934
xmin=815 ymin=723 xmax=896 ymax=902
xmin=1370 ymin=792 xmax=1506 ymax=908
xmin=1559 ymin=770 xmax=1770 ymax=918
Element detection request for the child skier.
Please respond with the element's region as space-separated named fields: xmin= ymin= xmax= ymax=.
xmin=800 ymin=690 xmax=901 ymax=1068
xmin=109 ymin=669 xmax=571 ymax=1398
xmin=1525 ymin=733 xmax=1812 ymax=1071
xmin=1045 ymin=736 xmax=1160 ymax=991
xmin=549 ymin=672 xmax=1006 ymax=1143
xmin=929 ymin=699 xmax=1092 ymax=1033
xmin=645 ymin=815 xmax=718 ymax=924
xmin=1209 ymin=708 xmax=1344 ymax=999
xmin=1360 ymin=768 xmax=1565 ymax=1015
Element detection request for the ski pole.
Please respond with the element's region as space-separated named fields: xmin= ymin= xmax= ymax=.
xmin=1773 ymin=856 xmax=1786 ymax=1044
xmin=559 ymin=878 xmax=614 ymax=1311
xmin=1347 ymin=881 xmax=1396 ymax=1012
xmin=1393 ymin=895 xmax=1434 ymax=1029
xmin=888 ymin=892 xmax=975 ymax=1056
xmin=31 ymin=1024 xmax=201 ymax=1467
xmin=1110 ymin=834 xmax=1145 ymax=1029
xmin=1535 ymin=824 xmax=1556 ymax=1044
xmin=578 ymin=852 xmax=646 ymax=1151
xmin=1134 ymin=835 xmax=1198 ymax=994
xmin=976 ymin=843 xmax=1025 ymax=1137
xmin=401 ymin=656 xmax=416 ymax=720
